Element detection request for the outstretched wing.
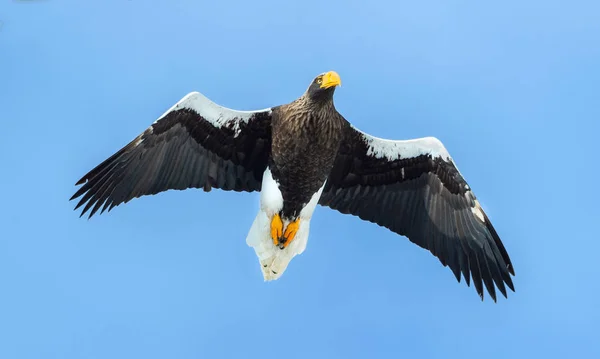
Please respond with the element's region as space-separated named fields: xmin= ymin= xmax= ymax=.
xmin=319 ymin=123 xmax=515 ymax=301
xmin=71 ymin=92 xmax=273 ymax=218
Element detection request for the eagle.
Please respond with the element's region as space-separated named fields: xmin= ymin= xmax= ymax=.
xmin=71 ymin=71 xmax=515 ymax=301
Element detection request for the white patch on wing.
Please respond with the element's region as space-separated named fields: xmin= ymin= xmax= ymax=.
xmin=352 ymin=126 xmax=451 ymax=162
xmin=351 ymin=126 xmax=494 ymax=229
xmin=134 ymin=136 xmax=144 ymax=147
xmin=351 ymin=125 xmax=472 ymax=188
xmin=154 ymin=91 xmax=272 ymax=137
xmin=471 ymin=199 xmax=485 ymax=222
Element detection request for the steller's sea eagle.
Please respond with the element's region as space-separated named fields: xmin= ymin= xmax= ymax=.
xmin=71 ymin=71 xmax=515 ymax=301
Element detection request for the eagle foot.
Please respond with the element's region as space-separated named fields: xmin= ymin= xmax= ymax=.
xmin=270 ymin=214 xmax=283 ymax=247
xmin=270 ymin=215 xmax=300 ymax=250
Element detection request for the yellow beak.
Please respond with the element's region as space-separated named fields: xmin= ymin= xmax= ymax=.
xmin=320 ymin=71 xmax=342 ymax=89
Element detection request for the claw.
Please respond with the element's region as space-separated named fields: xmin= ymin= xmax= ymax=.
xmin=280 ymin=218 xmax=300 ymax=249
xmin=270 ymin=215 xmax=301 ymax=249
xmin=270 ymin=214 xmax=283 ymax=247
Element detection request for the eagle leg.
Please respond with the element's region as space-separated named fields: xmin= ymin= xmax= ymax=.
xmin=270 ymin=214 xmax=284 ymax=247
xmin=279 ymin=218 xmax=300 ymax=249
xmin=270 ymin=214 xmax=301 ymax=250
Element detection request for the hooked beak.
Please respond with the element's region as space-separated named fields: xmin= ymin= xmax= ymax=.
xmin=320 ymin=71 xmax=342 ymax=89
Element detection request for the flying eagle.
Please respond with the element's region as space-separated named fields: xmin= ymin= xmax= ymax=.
xmin=71 ymin=71 xmax=515 ymax=301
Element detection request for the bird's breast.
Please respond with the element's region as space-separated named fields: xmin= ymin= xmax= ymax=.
xmin=269 ymin=113 xmax=343 ymax=219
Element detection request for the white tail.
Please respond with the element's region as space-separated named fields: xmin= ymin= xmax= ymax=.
xmin=245 ymin=209 xmax=311 ymax=280
xmin=245 ymin=168 xmax=324 ymax=280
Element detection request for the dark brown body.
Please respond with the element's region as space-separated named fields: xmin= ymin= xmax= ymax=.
xmin=269 ymin=97 xmax=346 ymax=219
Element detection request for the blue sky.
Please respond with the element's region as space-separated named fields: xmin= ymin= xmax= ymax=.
xmin=1 ymin=1 xmax=599 ymax=358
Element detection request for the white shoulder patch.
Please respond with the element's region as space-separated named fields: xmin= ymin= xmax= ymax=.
xmin=154 ymin=92 xmax=272 ymax=137
xmin=352 ymin=126 xmax=452 ymax=162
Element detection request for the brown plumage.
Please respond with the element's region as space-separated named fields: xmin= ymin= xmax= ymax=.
xmin=269 ymin=85 xmax=346 ymax=220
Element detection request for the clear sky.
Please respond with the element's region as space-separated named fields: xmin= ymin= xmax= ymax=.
xmin=1 ymin=1 xmax=599 ymax=358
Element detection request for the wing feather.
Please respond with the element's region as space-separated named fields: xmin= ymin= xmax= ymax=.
xmin=71 ymin=92 xmax=273 ymax=218
xmin=320 ymin=123 xmax=515 ymax=301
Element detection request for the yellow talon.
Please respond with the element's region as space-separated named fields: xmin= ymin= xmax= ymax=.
xmin=282 ymin=218 xmax=300 ymax=248
xmin=271 ymin=214 xmax=283 ymax=246
xmin=270 ymin=215 xmax=301 ymax=249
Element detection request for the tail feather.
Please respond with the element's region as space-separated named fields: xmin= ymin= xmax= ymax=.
xmin=246 ymin=167 xmax=324 ymax=280
xmin=246 ymin=209 xmax=311 ymax=281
